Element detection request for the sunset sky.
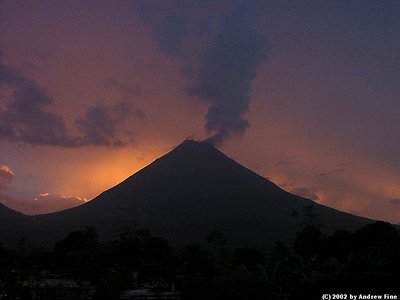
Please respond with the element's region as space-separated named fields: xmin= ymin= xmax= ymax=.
xmin=1 ymin=1 xmax=399 ymax=222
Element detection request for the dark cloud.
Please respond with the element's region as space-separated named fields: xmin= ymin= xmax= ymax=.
xmin=0 ymin=165 xmax=15 ymax=191
xmin=291 ymin=187 xmax=319 ymax=201
xmin=389 ymin=198 xmax=400 ymax=205
xmin=0 ymin=59 xmax=141 ymax=147
xmin=139 ymin=3 xmax=270 ymax=146
xmin=75 ymin=102 xmax=136 ymax=147
xmin=0 ymin=62 xmax=78 ymax=147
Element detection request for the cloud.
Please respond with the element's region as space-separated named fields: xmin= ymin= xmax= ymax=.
xmin=0 ymin=192 xmax=87 ymax=215
xmin=0 ymin=57 xmax=141 ymax=148
xmin=0 ymin=165 xmax=15 ymax=190
xmin=75 ymin=102 xmax=138 ymax=147
xmin=0 ymin=164 xmax=86 ymax=215
xmin=0 ymin=61 xmax=78 ymax=147
xmin=389 ymin=198 xmax=400 ymax=205
xmin=138 ymin=3 xmax=270 ymax=146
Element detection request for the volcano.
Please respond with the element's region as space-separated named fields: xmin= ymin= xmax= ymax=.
xmin=0 ymin=140 xmax=373 ymax=247
xmin=31 ymin=140 xmax=371 ymax=247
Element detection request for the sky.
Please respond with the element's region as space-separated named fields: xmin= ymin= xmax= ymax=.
xmin=0 ymin=0 xmax=399 ymax=222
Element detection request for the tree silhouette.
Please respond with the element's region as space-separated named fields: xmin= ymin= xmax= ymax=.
xmin=54 ymin=226 xmax=102 ymax=281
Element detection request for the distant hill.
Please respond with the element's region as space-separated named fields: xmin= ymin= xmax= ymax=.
xmin=0 ymin=202 xmax=43 ymax=247
xmin=35 ymin=140 xmax=372 ymax=247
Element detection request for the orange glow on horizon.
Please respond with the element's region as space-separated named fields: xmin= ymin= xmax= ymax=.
xmin=56 ymin=140 xmax=173 ymax=201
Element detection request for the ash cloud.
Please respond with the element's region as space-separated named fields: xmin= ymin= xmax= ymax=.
xmin=0 ymin=57 xmax=141 ymax=147
xmin=139 ymin=3 xmax=270 ymax=146
xmin=189 ymin=8 xmax=270 ymax=146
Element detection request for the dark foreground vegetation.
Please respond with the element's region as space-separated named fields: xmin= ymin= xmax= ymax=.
xmin=1 ymin=221 xmax=400 ymax=299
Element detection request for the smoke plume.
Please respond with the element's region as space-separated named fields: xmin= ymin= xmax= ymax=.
xmin=139 ymin=3 xmax=270 ymax=146
xmin=188 ymin=8 xmax=270 ymax=145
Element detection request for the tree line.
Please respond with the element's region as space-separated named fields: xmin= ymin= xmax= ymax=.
xmin=0 ymin=220 xmax=399 ymax=299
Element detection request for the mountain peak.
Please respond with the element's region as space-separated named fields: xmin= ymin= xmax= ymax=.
xmin=162 ymin=139 xmax=233 ymax=169
xmin=173 ymin=139 xmax=217 ymax=152
xmin=178 ymin=139 xmax=201 ymax=146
